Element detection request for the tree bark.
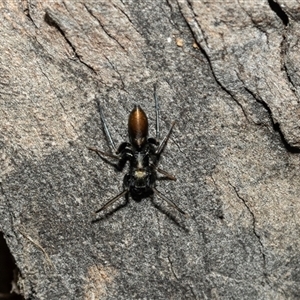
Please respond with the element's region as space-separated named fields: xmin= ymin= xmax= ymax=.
xmin=1 ymin=0 xmax=300 ymax=299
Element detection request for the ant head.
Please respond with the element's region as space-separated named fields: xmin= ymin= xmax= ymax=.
xmin=128 ymin=105 xmax=148 ymax=149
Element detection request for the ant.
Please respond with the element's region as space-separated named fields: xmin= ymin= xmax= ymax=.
xmin=88 ymin=86 xmax=185 ymax=215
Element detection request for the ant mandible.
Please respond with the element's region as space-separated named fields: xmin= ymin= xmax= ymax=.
xmin=88 ymin=85 xmax=185 ymax=215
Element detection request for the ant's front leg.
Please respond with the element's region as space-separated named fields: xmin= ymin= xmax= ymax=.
xmin=87 ymin=147 xmax=119 ymax=160
xmin=87 ymin=146 xmax=120 ymax=169
xmin=115 ymin=152 xmax=128 ymax=171
xmin=88 ymin=142 xmax=131 ymax=171
xmin=115 ymin=143 xmax=133 ymax=171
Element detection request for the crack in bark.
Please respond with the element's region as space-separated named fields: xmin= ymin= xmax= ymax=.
xmin=244 ymin=0 xmax=299 ymax=151
xmin=236 ymin=0 xmax=270 ymax=44
xmin=268 ymin=0 xmax=289 ymax=26
xmin=188 ymin=284 xmax=198 ymax=300
xmin=282 ymin=60 xmax=298 ymax=99
xmin=167 ymin=254 xmax=198 ymax=298
xmin=111 ymin=3 xmax=142 ymax=37
xmin=234 ymin=65 xmax=300 ymax=152
xmin=23 ymin=1 xmax=38 ymax=28
xmin=177 ymin=1 xmax=249 ymax=122
xmin=83 ymin=4 xmax=127 ymax=53
xmin=160 ymin=0 xmax=178 ymax=29
xmin=280 ymin=34 xmax=299 ymax=103
xmin=167 ymin=255 xmax=179 ymax=280
xmin=45 ymin=10 xmax=97 ymax=74
xmin=165 ymin=0 xmax=174 ymax=13
xmin=178 ymin=1 xmax=300 ymax=152
xmin=18 ymin=227 xmax=54 ymax=269
xmin=228 ymin=182 xmax=268 ymax=281
xmin=184 ymin=0 xmax=209 ymax=51
xmin=103 ymin=55 xmax=126 ymax=90
xmin=244 ymin=86 xmax=300 ymax=153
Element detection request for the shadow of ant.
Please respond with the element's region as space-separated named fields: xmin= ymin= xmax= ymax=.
xmin=91 ymin=193 xmax=189 ymax=232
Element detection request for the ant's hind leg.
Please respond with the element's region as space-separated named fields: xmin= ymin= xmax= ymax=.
xmin=95 ymin=189 xmax=128 ymax=213
xmin=150 ymin=163 xmax=176 ymax=181
xmin=152 ymin=187 xmax=186 ymax=215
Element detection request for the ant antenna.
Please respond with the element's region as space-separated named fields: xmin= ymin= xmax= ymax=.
xmin=96 ymin=99 xmax=117 ymax=152
xmin=154 ymin=84 xmax=160 ymax=140
xmin=155 ymin=121 xmax=176 ymax=156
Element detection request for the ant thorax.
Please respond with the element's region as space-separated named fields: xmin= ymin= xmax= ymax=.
xmin=131 ymin=149 xmax=150 ymax=182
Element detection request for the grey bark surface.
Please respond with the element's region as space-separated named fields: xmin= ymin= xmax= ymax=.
xmin=0 ymin=0 xmax=300 ymax=299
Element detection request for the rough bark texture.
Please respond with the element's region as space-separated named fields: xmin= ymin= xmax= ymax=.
xmin=1 ymin=1 xmax=300 ymax=299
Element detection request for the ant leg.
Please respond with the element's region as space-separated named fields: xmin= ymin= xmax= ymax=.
xmin=88 ymin=100 xmax=122 ymax=163
xmin=152 ymin=187 xmax=186 ymax=215
xmin=87 ymin=147 xmax=119 ymax=160
xmin=150 ymin=163 xmax=176 ymax=181
xmin=155 ymin=121 xmax=176 ymax=156
xmin=154 ymin=84 xmax=160 ymax=140
xmin=95 ymin=189 xmax=128 ymax=213
xmin=116 ymin=153 xmax=129 ymax=171
xmin=88 ymin=147 xmax=129 ymax=171
xmin=116 ymin=142 xmax=130 ymax=154
xmin=96 ymin=99 xmax=117 ymax=152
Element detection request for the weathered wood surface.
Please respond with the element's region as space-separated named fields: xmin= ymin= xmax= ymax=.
xmin=1 ymin=1 xmax=300 ymax=299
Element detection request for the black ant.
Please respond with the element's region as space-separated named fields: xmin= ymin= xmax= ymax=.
xmin=88 ymin=86 xmax=185 ymax=215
